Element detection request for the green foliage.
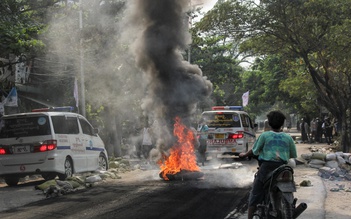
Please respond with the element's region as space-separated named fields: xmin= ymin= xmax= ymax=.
xmin=230 ymin=0 xmax=351 ymax=151
xmin=0 ymin=0 xmax=53 ymax=59
xmin=192 ymin=0 xmax=348 ymax=124
xmin=190 ymin=3 xmax=247 ymax=107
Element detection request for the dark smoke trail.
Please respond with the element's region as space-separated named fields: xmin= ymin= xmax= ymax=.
xmin=127 ymin=0 xmax=212 ymax=150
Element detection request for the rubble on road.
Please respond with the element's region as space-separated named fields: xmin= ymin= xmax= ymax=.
xmin=0 ymin=157 xmax=135 ymax=197
xmin=299 ymin=145 xmax=351 ymax=185
xmin=35 ymin=173 xmax=106 ymax=198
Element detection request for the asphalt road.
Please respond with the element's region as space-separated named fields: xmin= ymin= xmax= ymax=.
xmin=0 ymin=161 xmax=256 ymax=219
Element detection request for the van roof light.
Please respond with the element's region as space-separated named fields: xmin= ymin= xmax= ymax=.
xmin=212 ymin=106 xmax=243 ymax=111
xmin=32 ymin=106 xmax=74 ymax=112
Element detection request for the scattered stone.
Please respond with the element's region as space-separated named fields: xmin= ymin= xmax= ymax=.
xmin=295 ymin=157 xmax=307 ymax=165
xmin=44 ymin=185 xmax=63 ymax=198
xmin=56 ymin=180 xmax=73 ymax=190
xmin=337 ymin=155 xmax=346 ymax=165
xmin=305 ymin=146 xmax=351 ymax=182
xmin=336 ymin=184 xmax=345 ymax=190
xmin=344 ymin=173 xmax=351 ymax=181
xmin=309 ymin=159 xmax=325 ymax=169
xmin=311 ymin=152 xmax=326 ymax=161
xmin=31 ymin=157 xmax=134 ymax=197
xmin=85 ymin=175 xmax=102 ymax=184
xmin=299 ymin=180 xmax=312 ymax=187
xmin=326 ymin=153 xmax=337 ymax=161
xmin=325 ymin=160 xmax=339 ymax=169
xmin=301 ymin=153 xmax=312 ymax=161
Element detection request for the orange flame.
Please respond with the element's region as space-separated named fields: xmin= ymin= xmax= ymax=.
xmin=159 ymin=117 xmax=200 ymax=180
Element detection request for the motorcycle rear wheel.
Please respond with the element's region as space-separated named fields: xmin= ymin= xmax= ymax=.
xmin=276 ymin=193 xmax=294 ymax=219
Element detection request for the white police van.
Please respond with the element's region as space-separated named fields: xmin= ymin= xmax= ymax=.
xmin=199 ymin=106 xmax=256 ymax=159
xmin=0 ymin=107 xmax=108 ymax=186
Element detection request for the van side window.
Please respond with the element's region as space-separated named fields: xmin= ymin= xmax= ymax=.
xmin=79 ymin=118 xmax=94 ymax=136
xmin=240 ymin=114 xmax=252 ymax=128
xmin=52 ymin=116 xmax=79 ymax=134
xmin=248 ymin=116 xmax=254 ymax=128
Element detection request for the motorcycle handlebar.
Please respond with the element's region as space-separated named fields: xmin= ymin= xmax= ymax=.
xmin=240 ymin=154 xmax=259 ymax=160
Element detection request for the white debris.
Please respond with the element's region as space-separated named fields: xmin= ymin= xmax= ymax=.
xmin=85 ymin=175 xmax=102 ymax=183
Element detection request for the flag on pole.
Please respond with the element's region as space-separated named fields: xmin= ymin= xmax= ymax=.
xmin=242 ymin=91 xmax=249 ymax=107
xmin=4 ymin=87 xmax=18 ymax=107
xmin=74 ymin=78 xmax=79 ymax=108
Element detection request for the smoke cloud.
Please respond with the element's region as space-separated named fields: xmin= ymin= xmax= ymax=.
xmin=41 ymin=0 xmax=212 ymax=156
xmin=124 ymin=0 xmax=212 ymax=150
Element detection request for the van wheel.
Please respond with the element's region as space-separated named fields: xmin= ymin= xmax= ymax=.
xmin=4 ymin=176 xmax=20 ymax=186
xmin=58 ymin=158 xmax=73 ymax=180
xmin=41 ymin=173 xmax=57 ymax=181
xmin=99 ymin=154 xmax=108 ymax=171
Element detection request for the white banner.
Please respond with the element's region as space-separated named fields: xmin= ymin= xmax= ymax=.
xmin=242 ymin=91 xmax=249 ymax=107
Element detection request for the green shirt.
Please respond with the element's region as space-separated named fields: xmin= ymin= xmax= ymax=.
xmin=252 ymin=131 xmax=297 ymax=162
xmin=199 ymin=125 xmax=209 ymax=139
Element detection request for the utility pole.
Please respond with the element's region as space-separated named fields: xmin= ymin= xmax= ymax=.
xmin=79 ymin=0 xmax=86 ymax=117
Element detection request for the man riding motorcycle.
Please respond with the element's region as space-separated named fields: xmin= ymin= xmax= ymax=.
xmin=239 ymin=110 xmax=297 ymax=219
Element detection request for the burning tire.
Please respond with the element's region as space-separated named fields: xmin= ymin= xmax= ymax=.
xmin=159 ymin=170 xmax=204 ymax=181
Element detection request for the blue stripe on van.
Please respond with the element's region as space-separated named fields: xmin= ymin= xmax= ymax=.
xmin=86 ymin=147 xmax=104 ymax=152
xmin=57 ymin=146 xmax=71 ymax=150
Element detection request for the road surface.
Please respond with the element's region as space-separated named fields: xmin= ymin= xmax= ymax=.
xmin=0 ymin=160 xmax=256 ymax=219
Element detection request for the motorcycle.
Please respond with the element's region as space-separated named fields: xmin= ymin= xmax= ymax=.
xmin=252 ymin=159 xmax=307 ymax=219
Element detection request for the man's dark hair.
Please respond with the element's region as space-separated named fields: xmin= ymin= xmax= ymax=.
xmin=267 ymin=110 xmax=286 ymax=129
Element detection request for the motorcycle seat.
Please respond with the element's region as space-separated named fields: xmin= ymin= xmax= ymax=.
xmin=263 ymin=164 xmax=294 ymax=186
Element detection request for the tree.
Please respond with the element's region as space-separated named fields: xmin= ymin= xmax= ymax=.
xmin=0 ymin=0 xmax=66 ymax=112
xmin=191 ymin=3 xmax=300 ymax=116
xmin=241 ymin=56 xmax=292 ymax=115
xmin=234 ymin=0 xmax=351 ymax=151
xmin=190 ymin=2 xmax=247 ymax=108
xmin=0 ymin=0 xmax=58 ymax=61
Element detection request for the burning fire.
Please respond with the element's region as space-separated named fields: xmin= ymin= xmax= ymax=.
xmin=159 ymin=117 xmax=200 ymax=180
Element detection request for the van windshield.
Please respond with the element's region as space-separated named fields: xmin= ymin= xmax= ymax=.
xmin=0 ymin=115 xmax=51 ymax=138
xmin=202 ymin=112 xmax=241 ymax=128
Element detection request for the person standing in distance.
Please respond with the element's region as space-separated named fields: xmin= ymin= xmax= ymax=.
xmin=197 ymin=118 xmax=209 ymax=166
xmin=239 ymin=110 xmax=297 ymax=219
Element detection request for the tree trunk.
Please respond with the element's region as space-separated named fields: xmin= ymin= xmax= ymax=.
xmin=113 ymin=114 xmax=122 ymax=157
xmin=340 ymin=113 xmax=351 ymax=153
xmin=104 ymin=107 xmax=122 ymax=157
xmin=346 ymin=111 xmax=351 ymax=153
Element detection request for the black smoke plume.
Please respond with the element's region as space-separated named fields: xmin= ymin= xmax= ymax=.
xmin=126 ymin=0 xmax=212 ymax=150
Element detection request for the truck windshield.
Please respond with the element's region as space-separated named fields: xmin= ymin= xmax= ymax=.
xmin=202 ymin=112 xmax=241 ymax=128
xmin=0 ymin=115 xmax=51 ymax=138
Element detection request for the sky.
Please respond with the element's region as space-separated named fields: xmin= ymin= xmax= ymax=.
xmin=191 ymin=0 xmax=218 ymax=11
